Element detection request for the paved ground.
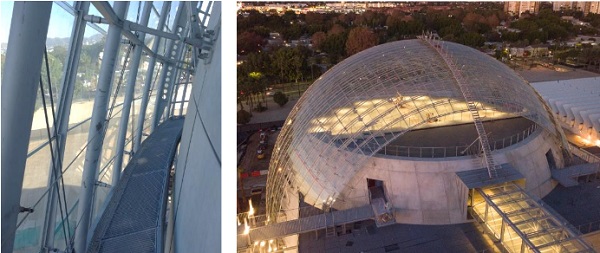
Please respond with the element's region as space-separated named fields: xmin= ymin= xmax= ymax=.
xmin=517 ymin=66 xmax=600 ymax=83
xmin=237 ymin=130 xmax=280 ymax=214
xmin=245 ymin=97 xmax=298 ymax=124
xmin=298 ymin=220 xmax=502 ymax=253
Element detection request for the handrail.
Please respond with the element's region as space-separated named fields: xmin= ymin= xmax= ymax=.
xmin=569 ymin=143 xmax=600 ymax=164
xmin=379 ymin=124 xmax=538 ymax=158
xmin=577 ymin=219 xmax=600 ymax=234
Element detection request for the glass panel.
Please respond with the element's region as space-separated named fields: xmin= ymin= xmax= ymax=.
xmin=198 ymin=1 xmax=213 ymax=28
xmin=14 ymin=191 xmax=48 ymax=253
xmin=92 ymin=104 xmax=122 ymax=221
xmin=1 ymin=1 xmax=14 ymax=74
xmin=165 ymin=1 xmax=179 ymax=32
xmin=87 ymin=3 xmax=109 ymax=34
xmin=125 ymin=1 xmax=142 ymax=22
xmin=15 ymin=3 xmax=77 ymax=250
xmin=148 ymin=2 xmax=159 ymax=30
xmin=142 ymin=62 xmax=162 ymax=138
xmin=485 ymin=206 xmax=503 ymax=240
xmin=51 ymin=201 xmax=78 ymax=251
xmin=14 ymin=129 xmax=52 ymax=252
xmin=502 ymin=223 xmax=522 ymax=253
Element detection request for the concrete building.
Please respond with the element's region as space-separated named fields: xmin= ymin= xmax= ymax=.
xmin=584 ymin=1 xmax=600 ymax=15
xmin=1 ymin=2 xmax=221 ymax=253
xmin=554 ymin=1 xmax=577 ymax=11
xmin=554 ymin=1 xmax=600 ymax=15
xmin=532 ymin=77 xmax=600 ymax=146
xmin=505 ymin=1 xmax=540 ymax=16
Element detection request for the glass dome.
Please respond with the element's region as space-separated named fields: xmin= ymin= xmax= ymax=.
xmin=266 ymin=39 xmax=564 ymax=217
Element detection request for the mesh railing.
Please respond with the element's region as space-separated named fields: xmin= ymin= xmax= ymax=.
xmin=237 ymin=205 xmax=326 ymax=234
xmin=569 ymin=144 xmax=600 ymax=164
xmin=238 ymin=205 xmax=374 ymax=245
xmin=577 ymin=220 xmax=600 ymax=234
xmin=379 ymin=124 xmax=538 ymax=158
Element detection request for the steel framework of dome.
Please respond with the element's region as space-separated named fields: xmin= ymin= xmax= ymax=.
xmin=266 ymin=39 xmax=566 ymax=219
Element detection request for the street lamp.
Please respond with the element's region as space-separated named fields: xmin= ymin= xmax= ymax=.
xmin=248 ymin=199 xmax=255 ymax=216
xmin=244 ymin=218 xmax=252 ymax=248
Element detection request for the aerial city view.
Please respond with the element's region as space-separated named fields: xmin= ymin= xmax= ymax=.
xmin=236 ymin=2 xmax=600 ymax=253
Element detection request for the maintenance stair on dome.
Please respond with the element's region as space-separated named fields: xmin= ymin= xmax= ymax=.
xmin=87 ymin=117 xmax=185 ymax=253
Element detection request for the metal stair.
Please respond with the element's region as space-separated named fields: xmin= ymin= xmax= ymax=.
xmin=420 ymin=34 xmax=498 ymax=178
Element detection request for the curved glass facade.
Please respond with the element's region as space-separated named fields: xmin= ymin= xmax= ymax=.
xmin=266 ymin=39 xmax=564 ymax=219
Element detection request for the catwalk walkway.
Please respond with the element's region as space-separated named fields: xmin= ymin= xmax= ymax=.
xmin=87 ymin=117 xmax=185 ymax=253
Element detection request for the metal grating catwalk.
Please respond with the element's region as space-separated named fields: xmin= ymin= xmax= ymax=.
xmin=87 ymin=117 xmax=185 ymax=253
xmin=238 ymin=205 xmax=375 ymax=249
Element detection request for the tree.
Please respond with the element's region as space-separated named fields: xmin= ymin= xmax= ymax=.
xmin=271 ymin=47 xmax=303 ymax=84
xmin=282 ymin=10 xmax=297 ymax=24
xmin=457 ymin=32 xmax=486 ymax=47
xmin=346 ymin=27 xmax=378 ymax=56
xmin=311 ymin=31 xmax=327 ymax=51
xmin=462 ymin=13 xmax=483 ymax=31
xmin=486 ymin=14 xmax=500 ymax=28
xmin=281 ymin=23 xmax=305 ymax=41
xmin=328 ymin=24 xmax=345 ymax=36
xmin=305 ymin=12 xmax=325 ymax=26
xmin=238 ymin=109 xmax=252 ymax=124
xmin=238 ymin=31 xmax=266 ymax=55
xmin=238 ymin=52 xmax=271 ymax=110
xmin=273 ymin=91 xmax=289 ymax=107
xmin=321 ymin=33 xmax=347 ymax=63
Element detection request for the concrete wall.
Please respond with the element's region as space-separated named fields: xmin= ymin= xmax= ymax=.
xmin=331 ymin=128 xmax=560 ymax=225
xmin=172 ymin=3 xmax=221 ymax=252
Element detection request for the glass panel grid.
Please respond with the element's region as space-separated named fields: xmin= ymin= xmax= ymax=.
xmin=474 ymin=183 xmax=592 ymax=253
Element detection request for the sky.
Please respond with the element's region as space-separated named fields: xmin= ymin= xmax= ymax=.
xmin=0 ymin=1 xmax=176 ymax=44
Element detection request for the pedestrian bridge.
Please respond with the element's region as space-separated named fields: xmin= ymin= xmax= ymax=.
xmin=237 ymin=204 xmax=375 ymax=249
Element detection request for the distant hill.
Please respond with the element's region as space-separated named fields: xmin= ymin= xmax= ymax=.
xmin=2 ymin=34 xmax=104 ymax=53
xmin=46 ymin=37 xmax=71 ymax=48
xmin=46 ymin=33 xmax=105 ymax=48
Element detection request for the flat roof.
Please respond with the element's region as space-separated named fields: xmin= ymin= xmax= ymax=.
xmin=298 ymin=220 xmax=501 ymax=253
xmin=456 ymin=163 xmax=524 ymax=189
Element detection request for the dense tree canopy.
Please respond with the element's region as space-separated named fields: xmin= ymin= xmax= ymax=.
xmin=346 ymin=27 xmax=379 ymax=56
xmin=236 ymin=3 xmax=600 ymax=113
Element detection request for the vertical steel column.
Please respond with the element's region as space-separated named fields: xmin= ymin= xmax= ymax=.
xmin=111 ymin=1 xmax=152 ymax=190
xmin=74 ymin=3 xmax=128 ymax=253
xmin=41 ymin=3 xmax=90 ymax=252
xmin=133 ymin=2 xmax=171 ymax=152
xmin=152 ymin=4 xmax=187 ymax=130
xmin=1 ymin=2 xmax=52 ymax=252
xmin=179 ymin=68 xmax=192 ymax=116
xmin=164 ymin=24 xmax=190 ymax=119
xmin=169 ymin=70 xmax=181 ymax=117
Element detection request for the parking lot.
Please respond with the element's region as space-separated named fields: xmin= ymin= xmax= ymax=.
xmin=237 ymin=128 xmax=280 ymax=214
